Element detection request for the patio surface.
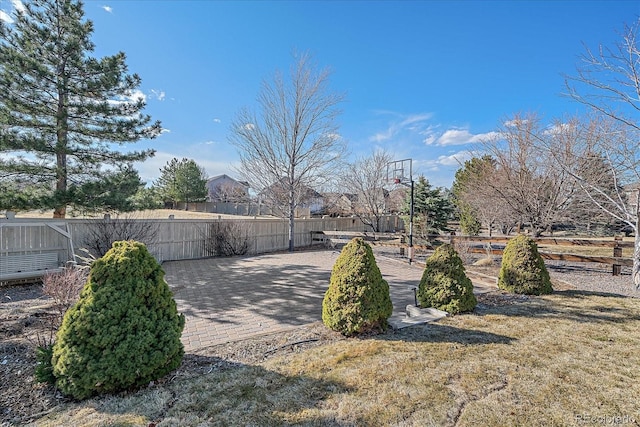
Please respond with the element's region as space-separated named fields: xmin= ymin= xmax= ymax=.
xmin=163 ymin=249 xmax=431 ymax=352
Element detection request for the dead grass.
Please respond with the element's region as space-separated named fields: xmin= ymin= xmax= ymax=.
xmin=33 ymin=291 xmax=640 ymax=427
xmin=12 ymin=209 xmax=276 ymax=220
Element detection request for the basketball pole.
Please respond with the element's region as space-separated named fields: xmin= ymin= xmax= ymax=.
xmin=388 ymin=158 xmax=414 ymax=265
xmin=409 ymin=178 xmax=414 ymax=264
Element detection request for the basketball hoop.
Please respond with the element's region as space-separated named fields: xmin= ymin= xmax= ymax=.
xmin=387 ymin=158 xmax=414 ymax=265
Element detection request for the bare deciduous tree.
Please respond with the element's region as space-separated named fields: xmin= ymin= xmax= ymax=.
xmin=480 ymin=113 xmax=579 ymax=236
xmin=214 ymin=182 xmax=250 ymax=203
xmin=452 ymin=155 xmax=517 ymax=236
xmin=343 ymin=150 xmax=393 ymax=232
xmin=230 ymin=53 xmax=345 ymax=251
xmin=564 ymin=19 xmax=640 ymax=289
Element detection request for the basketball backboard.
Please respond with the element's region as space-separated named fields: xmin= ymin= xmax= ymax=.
xmin=386 ymin=158 xmax=412 ymax=185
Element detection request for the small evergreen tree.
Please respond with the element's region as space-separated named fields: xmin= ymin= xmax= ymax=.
xmin=498 ymin=234 xmax=553 ymax=295
xmin=417 ymin=244 xmax=477 ymax=314
xmin=322 ymin=238 xmax=393 ymax=336
xmin=52 ymin=240 xmax=184 ymax=399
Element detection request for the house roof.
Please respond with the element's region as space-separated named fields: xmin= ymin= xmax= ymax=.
xmin=206 ymin=174 xmax=250 ymax=187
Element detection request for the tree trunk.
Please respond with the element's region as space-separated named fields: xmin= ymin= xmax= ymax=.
xmin=54 ymin=62 xmax=68 ymax=219
xmin=634 ymin=191 xmax=640 ymax=290
xmin=633 ymin=233 xmax=640 ymax=290
xmin=288 ymin=209 xmax=295 ymax=252
xmin=288 ymin=187 xmax=295 ymax=252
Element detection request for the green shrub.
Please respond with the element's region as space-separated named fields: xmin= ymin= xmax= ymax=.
xmin=34 ymin=343 xmax=55 ymax=385
xmin=417 ymin=244 xmax=477 ymax=314
xmin=498 ymin=234 xmax=553 ymax=295
xmin=52 ymin=240 xmax=185 ymax=400
xmin=322 ymin=238 xmax=393 ymax=336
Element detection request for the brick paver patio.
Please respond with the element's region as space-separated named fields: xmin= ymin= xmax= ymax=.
xmin=162 ymin=250 xmax=425 ymax=352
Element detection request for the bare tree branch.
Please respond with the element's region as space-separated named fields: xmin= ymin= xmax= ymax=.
xmin=342 ymin=150 xmax=393 ymax=232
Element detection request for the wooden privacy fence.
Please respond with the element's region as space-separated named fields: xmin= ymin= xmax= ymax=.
xmin=1 ymin=215 xmax=404 ymax=282
xmin=0 ymin=221 xmax=74 ymax=281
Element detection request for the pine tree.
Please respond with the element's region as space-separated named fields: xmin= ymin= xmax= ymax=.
xmin=154 ymin=158 xmax=208 ymax=209
xmin=0 ymin=0 xmax=161 ymax=218
xmin=403 ymin=176 xmax=453 ymax=236
xmin=451 ymin=156 xmax=498 ymax=235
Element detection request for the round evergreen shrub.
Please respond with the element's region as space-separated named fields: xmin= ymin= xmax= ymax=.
xmin=322 ymin=238 xmax=393 ymax=336
xmin=52 ymin=240 xmax=185 ymax=400
xmin=417 ymin=244 xmax=477 ymax=314
xmin=498 ymin=234 xmax=553 ymax=295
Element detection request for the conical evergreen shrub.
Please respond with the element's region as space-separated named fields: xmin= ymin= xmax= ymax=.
xmin=498 ymin=234 xmax=553 ymax=295
xmin=52 ymin=240 xmax=185 ymax=399
xmin=417 ymin=244 xmax=477 ymax=314
xmin=322 ymin=238 xmax=393 ymax=336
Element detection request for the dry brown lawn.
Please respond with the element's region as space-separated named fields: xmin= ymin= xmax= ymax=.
xmin=13 ymin=209 xmax=275 ymax=220
xmin=31 ymin=290 xmax=640 ymax=427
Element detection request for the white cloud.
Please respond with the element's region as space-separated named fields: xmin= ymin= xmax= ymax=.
xmin=106 ymin=89 xmax=146 ymax=108
xmin=127 ymin=89 xmax=146 ymax=102
xmin=213 ymin=118 xmax=221 ymax=123
xmin=543 ymin=122 xmax=574 ymax=136
xmin=435 ymin=129 xmax=473 ymax=146
xmin=243 ymin=123 xmax=255 ymax=131
xmin=203 ymin=140 xmax=217 ymax=145
xmin=436 ymin=150 xmax=473 ymax=166
xmin=0 ymin=10 xmax=14 ymax=23
xmin=504 ymin=118 xmax=528 ymax=128
xmin=420 ymin=124 xmax=440 ymax=145
xmin=150 ymin=89 xmax=165 ymax=101
xmin=11 ymin=0 xmax=25 ymax=13
xmin=432 ymin=129 xmax=500 ymax=146
xmin=422 ymin=134 xmax=437 ymax=145
xmin=369 ymin=112 xmax=434 ymax=143
xmin=400 ymin=113 xmax=433 ymax=127
xmin=102 ymin=5 xmax=113 ymax=13
xmin=160 ymin=128 xmax=171 ymax=134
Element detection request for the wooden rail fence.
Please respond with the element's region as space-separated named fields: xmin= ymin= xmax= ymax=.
xmin=312 ymin=231 xmax=635 ymax=276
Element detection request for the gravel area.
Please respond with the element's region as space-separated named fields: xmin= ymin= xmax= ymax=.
xmin=545 ymin=261 xmax=640 ymax=297
xmin=372 ymin=246 xmax=640 ymax=298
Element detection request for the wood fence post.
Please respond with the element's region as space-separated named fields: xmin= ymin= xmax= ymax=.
xmin=613 ymin=236 xmax=622 ymax=276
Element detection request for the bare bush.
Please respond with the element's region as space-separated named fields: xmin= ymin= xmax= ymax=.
xmin=202 ymin=222 xmax=252 ymax=257
xmin=82 ymin=215 xmax=159 ymax=257
xmin=42 ymin=266 xmax=87 ymax=322
xmin=452 ymin=238 xmax=474 ymax=265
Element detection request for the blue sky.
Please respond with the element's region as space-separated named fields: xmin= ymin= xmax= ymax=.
xmin=2 ymin=0 xmax=639 ymax=188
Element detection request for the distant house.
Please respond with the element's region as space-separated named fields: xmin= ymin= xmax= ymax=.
xmin=206 ymin=174 xmax=250 ymax=202
xmin=321 ymin=192 xmax=356 ymax=216
xmin=387 ymin=187 xmax=408 ymax=213
xmin=259 ymin=178 xmax=324 ymax=216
